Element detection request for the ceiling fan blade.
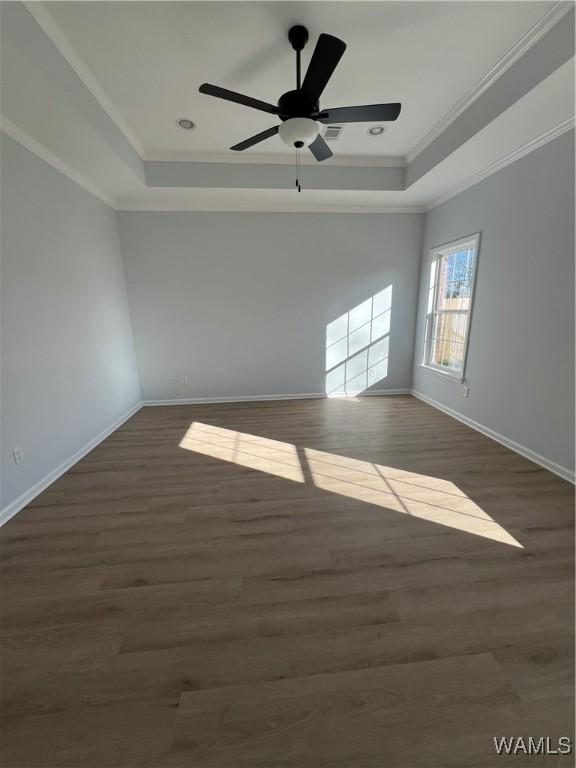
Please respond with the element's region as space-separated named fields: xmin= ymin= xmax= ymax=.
xmin=230 ymin=125 xmax=279 ymax=151
xmin=301 ymin=34 xmax=346 ymax=101
xmin=309 ymin=134 xmax=333 ymax=162
xmin=199 ymin=83 xmax=278 ymax=115
xmin=317 ymin=103 xmax=402 ymax=123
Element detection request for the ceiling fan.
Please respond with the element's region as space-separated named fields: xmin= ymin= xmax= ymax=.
xmin=199 ymin=25 xmax=401 ymax=162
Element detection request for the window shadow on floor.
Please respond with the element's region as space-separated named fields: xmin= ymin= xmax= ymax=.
xmin=179 ymin=415 xmax=522 ymax=548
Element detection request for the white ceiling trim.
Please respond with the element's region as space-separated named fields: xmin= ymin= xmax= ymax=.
xmin=26 ymin=0 xmax=404 ymax=169
xmin=424 ymin=116 xmax=575 ymax=212
xmin=0 ymin=116 xmax=116 ymax=208
xmin=117 ymin=200 xmax=424 ymax=214
xmin=23 ymin=1 xmax=146 ymax=158
xmin=27 ymin=0 xmax=570 ymax=172
xmin=406 ymin=1 xmax=573 ymax=164
xmin=1 ymin=115 xmax=420 ymax=213
xmin=4 ymin=113 xmax=572 ymax=216
xmin=142 ymin=149 xmax=406 ymax=167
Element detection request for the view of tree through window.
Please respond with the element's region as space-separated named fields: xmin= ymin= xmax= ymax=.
xmin=424 ymin=236 xmax=479 ymax=376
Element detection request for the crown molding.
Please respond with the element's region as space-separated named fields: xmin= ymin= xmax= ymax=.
xmin=142 ymin=149 xmax=406 ymax=167
xmin=1 ymin=117 xmax=418 ymax=212
xmin=425 ymin=117 xmax=575 ymax=212
xmin=23 ymin=1 xmax=146 ymax=158
xmin=0 ymin=115 xmax=417 ymax=214
xmin=23 ymin=0 xmax=570 ymax=177
xmin=406 ymin=1 xmax=574 ymax=164
xmin=0 ymin=116 xmax=116 ymax=208
xmin=24 ymin=1 xmax=405 ymax=169
xmin=118 ymin=200 xmax=425 ymax=214
xmin=5 ymin=110 xmax=571 ymax=217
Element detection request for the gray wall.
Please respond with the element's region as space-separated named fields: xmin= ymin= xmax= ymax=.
xmin=1 ymin=135 xmax=141 ymax=512
xmin=118 ymin=212 xmax=423 ymax=401
xmin=412 ymin=130 xmax=575 ymax=476
xmin=2 ymin=127 xmax=572 ymax=516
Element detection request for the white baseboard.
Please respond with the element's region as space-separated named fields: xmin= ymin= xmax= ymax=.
xmin=142 ymin=393 xmax=326 ymax=406
xmin=411 ymin=390 xmax=574 ymax=484
xmin=0 ymin=390 xmax=411 ymax=526
xmin=4 ymin=390 xmax=569 ymax=527
xmin=0 ymin=402 xmax=143 ymax=527
xmin=358 ymin=389 xmax=411 ymax=397
xmin=142 ymin=389 xmax=412 ymax=406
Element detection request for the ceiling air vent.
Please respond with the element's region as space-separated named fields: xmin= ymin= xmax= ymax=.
xmin=323 ymin=125 xmax=344 ymax=141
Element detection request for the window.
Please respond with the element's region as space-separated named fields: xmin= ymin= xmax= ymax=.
xmin=422 ymin=233 xmax=479 ymax=380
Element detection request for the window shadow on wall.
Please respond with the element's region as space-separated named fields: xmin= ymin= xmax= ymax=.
xmin=325 ymin=287 xmax=392 ymax=396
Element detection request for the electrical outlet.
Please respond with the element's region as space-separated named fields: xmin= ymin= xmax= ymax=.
xmin=463 ymin=384 xmax=470 ymax=398
xmin=12 ymin=446 xmax=24 ymax=465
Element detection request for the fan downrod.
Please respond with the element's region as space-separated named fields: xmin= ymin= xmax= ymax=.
xmin=288 ymin=25 xmax=308 ymax=52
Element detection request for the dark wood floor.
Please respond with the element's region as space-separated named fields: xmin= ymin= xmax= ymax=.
xmin=1 ymin=395 xmax=574 ymax=767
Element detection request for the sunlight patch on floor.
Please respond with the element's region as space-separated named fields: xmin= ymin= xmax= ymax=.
xmin=304 ymin=447 xmax=522 ymax=547
xmin=180 ymin=422 xmax=522 ymax=547
xmin=179 ymin=422 xmax=305 ymax=482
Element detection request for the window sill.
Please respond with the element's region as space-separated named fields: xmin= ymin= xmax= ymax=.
xmin=417 ymin=364 xmax=464 ymax=383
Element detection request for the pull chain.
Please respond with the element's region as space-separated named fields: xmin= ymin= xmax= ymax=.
xmin=295 ymin=148 xmax=302 ymax=193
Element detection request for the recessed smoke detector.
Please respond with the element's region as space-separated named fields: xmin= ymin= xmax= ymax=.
xmin=176 ymin=118 xmax=195 ymax=130
xmin=368 ymin=125 xmax=386 ymax=136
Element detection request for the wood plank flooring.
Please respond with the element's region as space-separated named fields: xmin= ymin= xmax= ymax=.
xmin=1 ymin=395 xmax=574 ymax=767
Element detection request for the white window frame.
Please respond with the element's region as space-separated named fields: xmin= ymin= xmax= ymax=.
xmin=421 ymin=232 xmax=480 ymax=382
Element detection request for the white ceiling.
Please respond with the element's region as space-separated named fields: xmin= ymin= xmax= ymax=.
xmin=46 ymin=0 xmax=555 ymax=160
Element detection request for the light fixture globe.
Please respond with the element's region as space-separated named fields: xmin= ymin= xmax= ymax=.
xmin=278 ymin=117 xmax=320 ymax=148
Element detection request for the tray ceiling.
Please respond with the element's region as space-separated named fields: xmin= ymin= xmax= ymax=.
xmin=46 ymin=1 xmax=555 ymax=160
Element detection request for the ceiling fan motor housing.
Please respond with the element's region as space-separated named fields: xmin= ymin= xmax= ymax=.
xmin=277 ymin=89 xmax=318 ymax=120
xmin=278 ymin=117 xmax=320 ymax=149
